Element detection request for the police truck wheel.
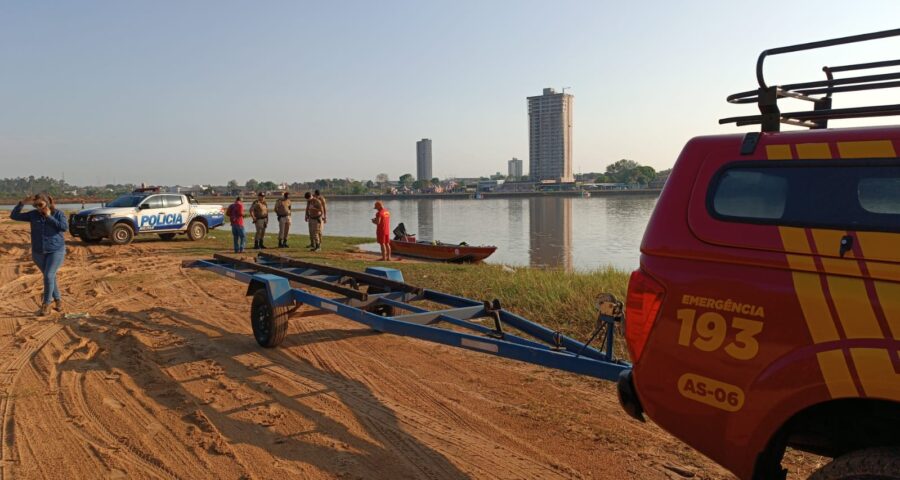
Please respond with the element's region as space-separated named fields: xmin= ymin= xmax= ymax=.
xmin=187 ymin=221 xmax=207 ymax=241
xmin=809 ymin=447 xmax=900 ymax=480
xmin=158 ymin=233 xmax=177 ymax=241
xmin=110 ymin=223 xmax=134 ymax=245
xmin=250 ymin=289 xmax=289 ymax=348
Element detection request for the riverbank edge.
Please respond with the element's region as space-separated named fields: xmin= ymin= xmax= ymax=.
xmin=0 ymin=188 xmax=661 ymax=206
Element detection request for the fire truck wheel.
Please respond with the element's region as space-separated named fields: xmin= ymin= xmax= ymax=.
xmin=250 ymin=289 xmax=289 ymax=348
xmin=809 ymin=447 xmax=900 ymax=480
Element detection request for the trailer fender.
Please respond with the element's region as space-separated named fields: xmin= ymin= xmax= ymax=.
xmin=245 ymin=274 xmax=294 ymax=308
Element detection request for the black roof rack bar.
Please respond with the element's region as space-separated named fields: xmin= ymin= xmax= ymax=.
xmin=793 ymin=80 xmax=900 ymax=97
xmin=756 ymin=28 xmax=900 ymax=89
xmin=725 ymin=29 xmax=900 ymax=131
xmin=777 ymin=88 xmax=825 ymax=103
xmin=729 ymin=71 xmax=900 ymax=104
xmin=825 ymin=58 xmax=900 ymax=73
xmin=720 ymin=104 xmax=900 ymax=126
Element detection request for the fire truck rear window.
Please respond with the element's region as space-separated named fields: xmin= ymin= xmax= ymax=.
xmin=710 ymin=161 xmax=900 ymax=233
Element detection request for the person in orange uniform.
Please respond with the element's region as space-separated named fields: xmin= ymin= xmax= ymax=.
xmin=372 ymin=201 xmax=392 ymax=261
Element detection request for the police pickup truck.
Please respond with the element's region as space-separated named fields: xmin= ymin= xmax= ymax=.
xmin=70 ymin=188 xmax=225 ymax=245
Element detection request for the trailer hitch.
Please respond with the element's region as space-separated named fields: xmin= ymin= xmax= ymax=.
xmin=576 ymin=294 xmax=623 ymax=361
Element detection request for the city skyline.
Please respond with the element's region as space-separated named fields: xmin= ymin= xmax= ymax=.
xmin=3 ymin=2 xmax=900 ymax=186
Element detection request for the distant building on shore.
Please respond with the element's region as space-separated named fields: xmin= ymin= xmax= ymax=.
xmin=527 ymin=88 xmax=573 ymax=182
xmin=508 ymin=158 xmax=523 ymax=179
xmin=416 ymin=138 xmax=433 ymax=181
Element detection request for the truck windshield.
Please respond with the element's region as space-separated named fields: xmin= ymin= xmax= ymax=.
xmin=106 ymin=195 xmax=145 ymax=208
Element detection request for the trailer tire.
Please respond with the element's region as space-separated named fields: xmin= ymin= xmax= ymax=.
xmin=365 ymin=285 xmax=395 ymax=317
xmin=158 ymin=233 xmax=177 ymax=241
xmin=250 ymin=289 xmax=289 ymax=348
xmin=110 ymin=223 xmax=134 ymax=245
xmin=187 ymin=220 xmax=207 ymax=241
xmin=809 ymin=447 xmax=900 ymax=480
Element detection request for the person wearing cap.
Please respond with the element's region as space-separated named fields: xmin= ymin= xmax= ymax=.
xmin=10 ymin=193 xmax=68 ymax=316
xmin=372 ymin=201 xmax=392 ymax=261
xmin=274 ymin=192 xmax=292 ymax=248
xmin=304 ymin=192 xmax=324 ymax=251
xmin=249 ymin=192 xmax=269 ymax=249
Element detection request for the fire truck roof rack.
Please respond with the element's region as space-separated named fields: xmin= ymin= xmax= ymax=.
xmin=719 ymin=28 xmax=900 ymax=132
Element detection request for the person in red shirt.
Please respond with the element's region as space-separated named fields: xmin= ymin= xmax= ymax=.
xmin=226 ymin=196 xmax=246 ymax=253
xmin=372 ymin=201 xmax=392 ymax=261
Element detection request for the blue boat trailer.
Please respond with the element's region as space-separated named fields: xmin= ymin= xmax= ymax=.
xmin=182 ymin=252 xmax=630 ymax=381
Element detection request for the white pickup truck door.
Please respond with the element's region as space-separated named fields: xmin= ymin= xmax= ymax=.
xmin=137 ymin=194 xmax=187 ymax=232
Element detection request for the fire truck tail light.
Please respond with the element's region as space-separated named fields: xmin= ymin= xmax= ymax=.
xmin=625 ymin=269 xmax=665 ymax=362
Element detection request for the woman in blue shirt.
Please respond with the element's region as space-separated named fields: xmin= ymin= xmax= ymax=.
xmin=10 ymin=194 xmax=68 ymax=316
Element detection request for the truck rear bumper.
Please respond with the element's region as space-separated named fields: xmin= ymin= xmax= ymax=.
xmin=617 ymin=369 xmax=645 ymax=422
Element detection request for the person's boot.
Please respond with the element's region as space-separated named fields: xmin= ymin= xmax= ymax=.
xmin=282 ymin=239 xmax=288 ymax=248
xmin=37 ymin=304 xmax=50 ymax=317
xmin=253 ymin=239 xmax=260 ymax=250
xmin=260 ymin=239 xmax=267 ymax=249
xmin=53 ymin=299 xmax=63 ymax=313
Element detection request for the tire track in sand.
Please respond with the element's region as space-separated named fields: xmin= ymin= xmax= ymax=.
xmin=0 ymin=322 xmax=63 ymax=480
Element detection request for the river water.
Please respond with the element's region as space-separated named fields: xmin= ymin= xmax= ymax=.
xmin=281 ymin=195 xmax=658 ymax=271
xmin=3 ymin=196 xmax=659 ymax=271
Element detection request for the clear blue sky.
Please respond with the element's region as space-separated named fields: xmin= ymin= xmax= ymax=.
xmin=2 ymin=1 xmax=899 ymax=186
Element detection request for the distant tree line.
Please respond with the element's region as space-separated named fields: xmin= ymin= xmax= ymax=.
xmin=594 ymin=159 xmax=658 ymax=187
xmin=0 ymin=176 xmax=135 ymax=198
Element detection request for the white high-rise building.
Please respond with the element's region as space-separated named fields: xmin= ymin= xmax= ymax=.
xmin=527 ymin=88 xmax=573 ymax=182
xmin=416 ymin=139 xmax=433 ymax=181
xmin=508 ymin=158 xmax=523 ymax=179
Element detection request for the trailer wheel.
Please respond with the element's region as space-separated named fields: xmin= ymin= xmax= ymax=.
xmin=367 ymin=305 xmax=395 ymax=317
xmin=187 ymin=220 xmax=207 ymax=241
xmin=365 ymin=285 xmax=395 ymax=317
xmin=809 ymin=447 xmax=900 ymax=480
xmin=250 ymin=289 xmax=289 ymax=348
xmin=110 ymin=223 xmax=134 ymax=245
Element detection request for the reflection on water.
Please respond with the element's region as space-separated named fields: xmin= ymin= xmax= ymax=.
xmin=292 ymin=195 xmax=658 ymax=271
xmin=529 ymin=197 xmax=572 ymax=270
xmin=4 ymin=197 xmax=658 ymax=271
xmin=417 ymin=199 xmax=433 ymax=241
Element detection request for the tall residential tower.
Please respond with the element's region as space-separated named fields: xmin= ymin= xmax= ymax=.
xmin=416 ymin=138 xmax=433 ymax=181
xmin=508 ymin=158 xmax=523 ymax=179
xmin=527 ymin=88 xmax=573 ymax=182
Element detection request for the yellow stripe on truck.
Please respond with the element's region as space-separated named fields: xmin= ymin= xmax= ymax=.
xmin=790 ymin=272 xmax=841 ymax=343
xmin=795 ymin=143 xmax=831 ymax=159
xmin=857 ymin=232 xmax=900 ymax=263
xmin=826 ymin=275 xmax=884 ymax=339
xmin=765 ymin=144 xmax=793 ymax=160
xmin=874 ymin=282 xmax=900 ymax=339
xmin=836 ymin=140 xmax=896 ymax=158
xmin=779 ymin=227 xmax=812 ymax=254
xmin=816 ymin=350 xmax=860 ymax=398
xmin=850 ymin=349 xmax=900 ymax=401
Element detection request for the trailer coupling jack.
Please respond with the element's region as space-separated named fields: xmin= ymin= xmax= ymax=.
xmin=576 ymin=294 xmax=623 ymax=361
